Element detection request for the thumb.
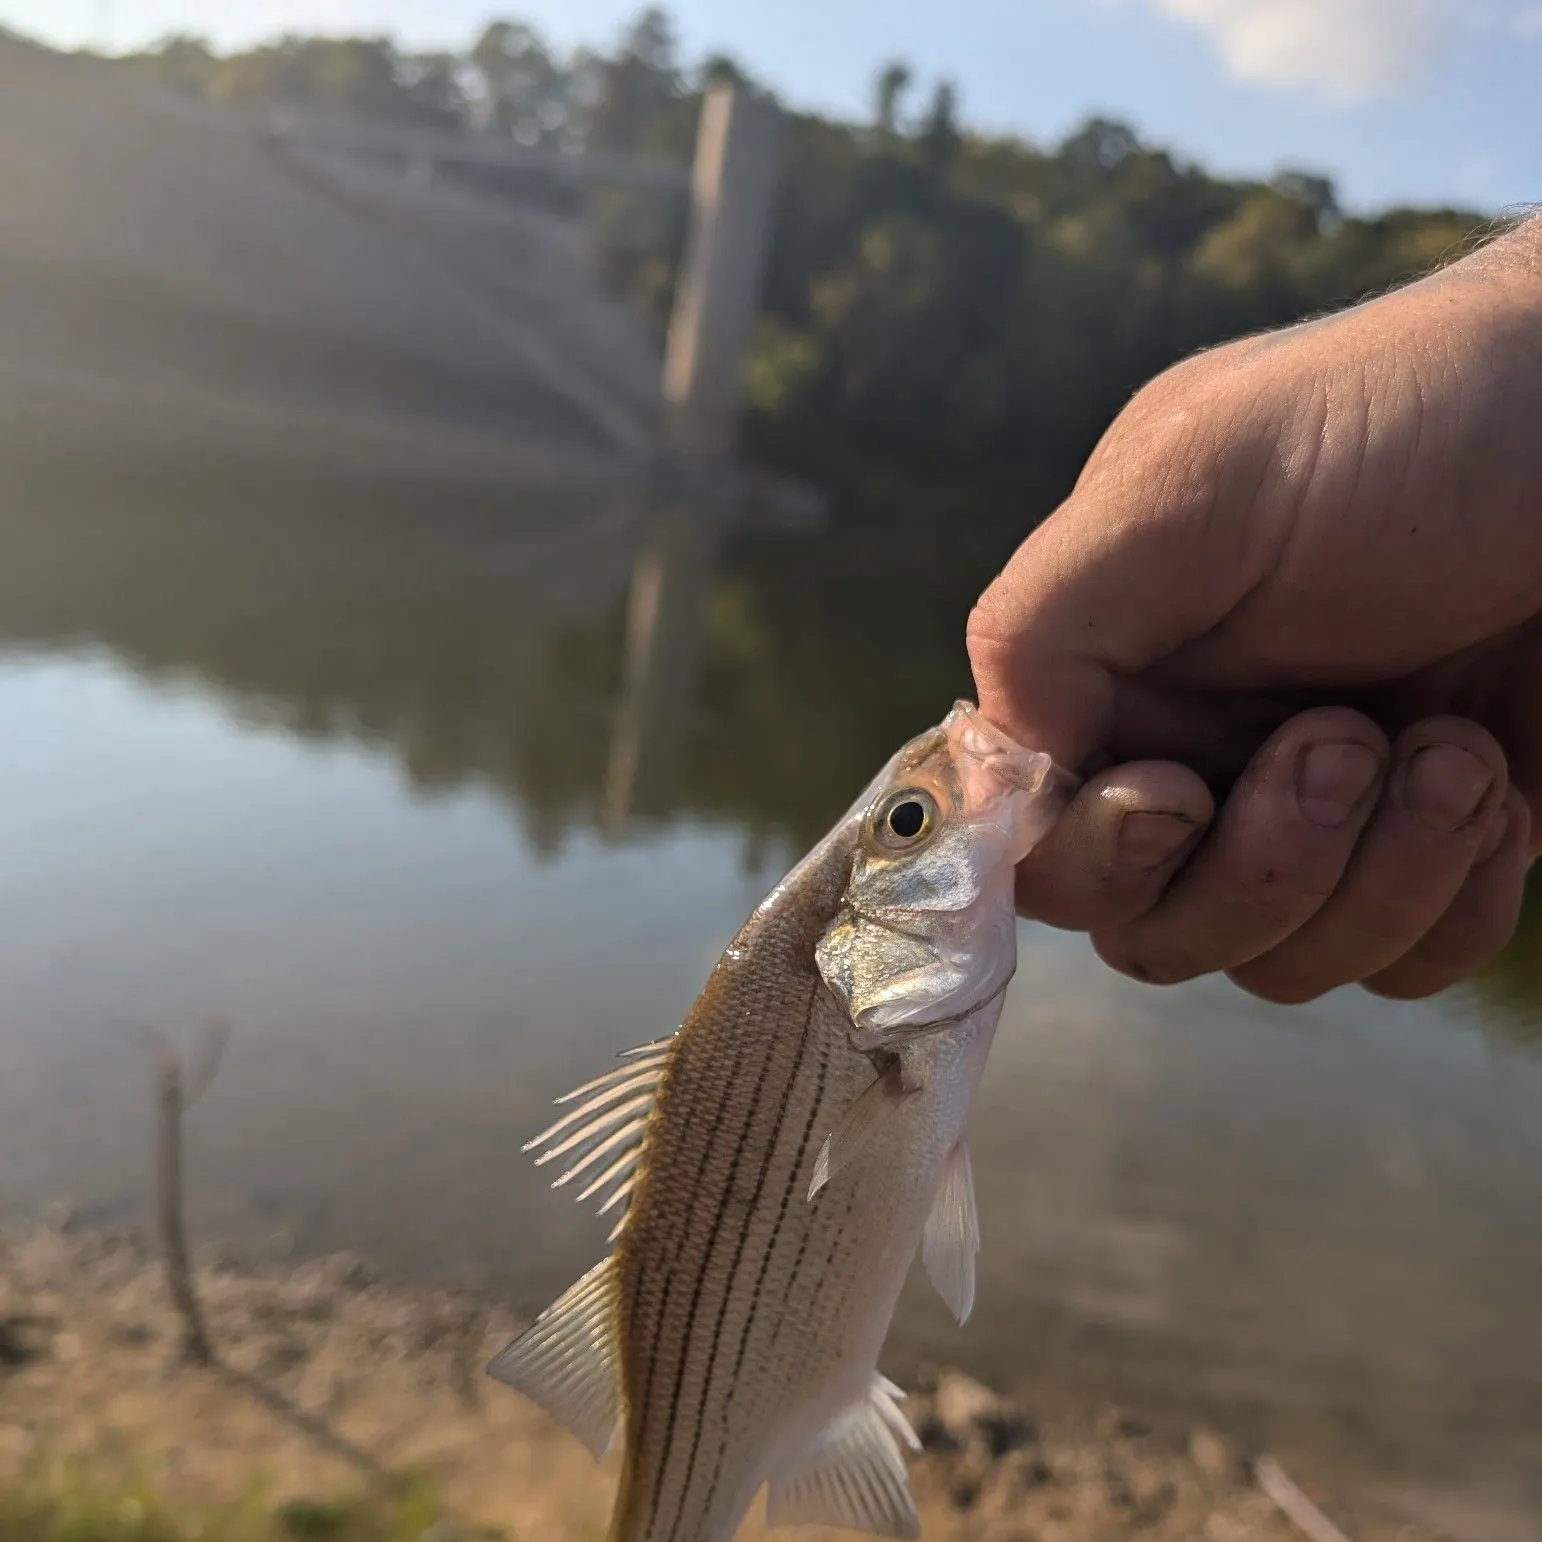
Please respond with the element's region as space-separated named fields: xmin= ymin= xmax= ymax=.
xmin=966 ymin=487 xmax=1239 ymax=771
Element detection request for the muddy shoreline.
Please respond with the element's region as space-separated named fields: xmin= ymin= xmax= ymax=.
xmin=0 ymin=1220 xmax=1464 ymax=1542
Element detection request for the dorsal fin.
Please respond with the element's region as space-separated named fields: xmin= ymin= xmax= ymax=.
xmin=487 ymin=1256 xmax=621 ymax=1459
xmin=524 ymin=1035 xmax=674 ymax=1231
xmin=766 ymin=1375 xmax=922 ymax=1540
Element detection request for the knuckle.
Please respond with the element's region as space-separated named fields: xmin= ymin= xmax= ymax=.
xmin=1093 ymin=931 xmax=1203 ymax=987
xmin=1508 ymin=795 xmax=1533 ymax=850
xmin=1226 ymin=965 xmax=1330 ymax=1006
xmin=1363 ymin=967 xmax=1451 ymax=1002
xmin=1138 ymin=957 xmax=1204 ymax=987
xmin=1410 ymin=899 xmax=1520 ymax=974
xmin=964 ymin=597 xmax=1012 ymax=671
xmin=1347 ymin=870 xmax=1465 ymax=948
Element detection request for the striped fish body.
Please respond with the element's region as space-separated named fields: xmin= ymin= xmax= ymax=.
xmin=610 ymin=834 xmax=1002 ymax=1542
xmin=491 ymin=703 xmax=1070 ymax=1542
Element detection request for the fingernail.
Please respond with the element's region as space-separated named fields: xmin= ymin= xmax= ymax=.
xmin=1400 ymin=744 xmax=1494 ymax=832
xmin=1475 ymin=805 xmax=1511 ymax=863
xmin=1116 ymin=810 xmax=1197 ymax=871
xmin=1296 ymin=740 xmax=1382 ymax=827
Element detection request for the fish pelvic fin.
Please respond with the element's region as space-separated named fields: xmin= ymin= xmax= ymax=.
xmin=526 ymin=1035 xmax=675 ymax=1233
xmin=807 ymin=1058 xmax=914 ymax=1202
xmin=923 ymin=1135 xmax=981 ymax=1325
xmin=766 ymin=1374 xmax=922 ymax=1540
xmin=487 ymin=1255 xmax=622 ymax=1460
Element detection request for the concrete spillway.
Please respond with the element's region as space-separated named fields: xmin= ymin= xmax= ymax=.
xmin=0 ymin=34 xmax=665 ymax=479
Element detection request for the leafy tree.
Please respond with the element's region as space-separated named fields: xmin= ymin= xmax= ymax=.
xmin=919 ymin=80 xmax=960 ymax=177
xmin=1061 ymin=115 xmax=1141 ymax=174
xmin=873 ymin=61 xmax=912 ymax=137
xmin=110 ymin=13 xmax=1490 ymax=521
xmin=587 ymin=7 xmax=686 ymax=155
xmin=699 ymin=52 xmax=749 ymax=92
xmin=470 ymin=20 xmax=567 ymax=144
xmin=1273 ymin=169 xmax=1340 ymax=229
xmin=120 ymin=32 xmax=466 ymax=129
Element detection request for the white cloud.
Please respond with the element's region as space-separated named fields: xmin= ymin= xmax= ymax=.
xmin=1141 ymin=0 xmax=1453 ymax=103
xmin=1514 ymin=4 xmax=1542 ymax=39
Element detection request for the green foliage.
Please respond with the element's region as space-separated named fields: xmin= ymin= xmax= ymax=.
xmin=0 ymin=1468 xmax=491 ymax=1542
xmin=873 ymin=61 xmax=912 ymax=137
xmin=110 ymin=12 xmax=1493 ymax=517
xmin=118 ymin=34 xmax=466 ymax=129
xmin=1467 ymin=867 xmax=1542 ymax=1047
xmin=468 ymin=21 xmax=566 ymax=146
xmin=744 ymin=99 xmax=1489 ymax=510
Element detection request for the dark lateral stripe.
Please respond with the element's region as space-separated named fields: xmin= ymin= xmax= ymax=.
xmin=694 ymin=1011 xmax=832 ymax=1522
xmin=622 ymin=1036 xmax=711 ymax=1357
xmin=626 ymin=1020 xmax=761 ymax=1535
xmin=664 ymin=978 xmax=821 ymax=1537
xmin=820 ymin=1179 xmax=861 ymax=1276
xmin=766 ymin=1092 xmax=846 ymax=1359
xmin=639 ymin=991 xmax=790 ymax=1541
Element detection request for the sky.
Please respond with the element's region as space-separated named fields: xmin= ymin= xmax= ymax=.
xmin=7 ymin=0 xmax=1542 ymax=214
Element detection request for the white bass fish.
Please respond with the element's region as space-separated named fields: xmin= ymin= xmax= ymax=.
xmin=490 ymin=701 xmax=1072 ymax=1542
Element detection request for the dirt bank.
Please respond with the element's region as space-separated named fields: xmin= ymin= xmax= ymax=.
xmin=0 ymin=1223 xmax=1440 ymax=1541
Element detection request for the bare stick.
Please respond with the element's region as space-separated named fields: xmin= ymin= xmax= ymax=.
xmin=124 ymin=1018 xmax=228 ymax=1366
xmin=453 ymin=1293 xmax=491 ymax=1412
xmin=448 ymin=1240 xmax=489 ymax=1412
xmin=156 ymin=1037 xmax=215 ymax=1365
xmin=184 ymin=1016 xmax=233 ymax=1107
xmin=1254 ymin=1456 xmax=1357 ymax=1542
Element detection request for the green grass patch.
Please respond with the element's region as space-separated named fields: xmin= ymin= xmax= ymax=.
xmin=0 ymin=1465 xmax=508 ymax=1542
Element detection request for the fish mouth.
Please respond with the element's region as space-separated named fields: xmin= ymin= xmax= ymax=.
xmin=942 ymin=700 xmax=1079 ymax=864
xmin=945 ymin=698 xmax=1078 ymax=795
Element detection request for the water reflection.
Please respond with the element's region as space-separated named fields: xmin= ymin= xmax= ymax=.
xmin=603 ymin=503 xmax=722 ymax=825
xmin=0 ymin=451 xmax=996 ymax=854
xmin=0 ymin=455 xmax=1539 ymax=1526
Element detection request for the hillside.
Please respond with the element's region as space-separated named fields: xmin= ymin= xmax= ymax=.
xmin=0 ymin=35 xmax=664 ymax=478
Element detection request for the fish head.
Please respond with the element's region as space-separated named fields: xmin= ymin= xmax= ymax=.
xmin=815 ymin=701 xmax=1075 ymax=1051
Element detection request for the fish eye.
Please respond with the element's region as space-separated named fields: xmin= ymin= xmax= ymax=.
xmin=872 ymin=788 xmax=938 ymax=850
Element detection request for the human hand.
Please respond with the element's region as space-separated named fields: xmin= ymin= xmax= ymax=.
xmin=968 ymin=217 xmax=1542 ymax=1003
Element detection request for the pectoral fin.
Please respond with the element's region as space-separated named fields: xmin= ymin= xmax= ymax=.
xmin=486 ymin=1256 xmax=621 ymax=1459
xmin=923 ymin=1136 xmax=980 ymax=1325
xmin=807 ymin=1061 xmax=913 ymax=1201
xmin=766 ymin=1375 xmax=922 ymax=1540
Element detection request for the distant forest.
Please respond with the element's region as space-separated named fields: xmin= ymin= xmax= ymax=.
xmin=116 ymin=10 xmax=1493 ymax=516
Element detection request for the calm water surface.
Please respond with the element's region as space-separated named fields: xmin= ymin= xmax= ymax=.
xmin=1 ymin=458 xmax=1539 ymax=1526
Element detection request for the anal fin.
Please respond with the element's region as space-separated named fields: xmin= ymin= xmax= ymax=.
xmin=487 ymin=1256 xmax=621 ymax=1459
xmin=766 ymin=1375 xmax=921 ymax=1540
xmin=923 ymin=1135 xmax=980 ymax=1325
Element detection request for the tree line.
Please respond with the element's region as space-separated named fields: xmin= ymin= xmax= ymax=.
xmin=116 ymin=11 xmax=1491 ymax=519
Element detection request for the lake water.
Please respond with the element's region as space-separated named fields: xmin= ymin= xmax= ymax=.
xmin=1 ymin=454 xmax=1539 ymax=1530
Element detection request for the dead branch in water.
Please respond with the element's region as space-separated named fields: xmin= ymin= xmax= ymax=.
xmin=1254 ymin=1455 xmax=1357 ymax=1542
xmin=126 ymin=1016 xmax=232 ymax=1367
xmin=445 ymin=1241 xmax=491 ymax=1412
xmin=452 ymin=1291 xmax=491 ymax=1412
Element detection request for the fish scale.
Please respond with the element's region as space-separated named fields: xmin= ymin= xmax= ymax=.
xmin=489 ymin=703 xmax=1072 ymax=1542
